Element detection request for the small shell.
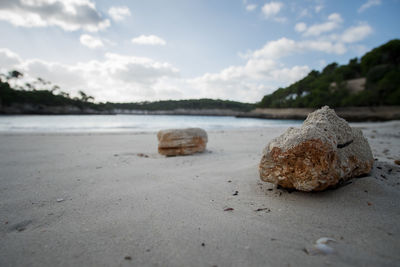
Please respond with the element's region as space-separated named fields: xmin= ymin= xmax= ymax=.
xmin=316 ymin=237 xmax=336 ymax=245
xmin=313 ymin=243 xmax=335 ymax=254
xmin=313 ymin=237 xmax=336 ymax=254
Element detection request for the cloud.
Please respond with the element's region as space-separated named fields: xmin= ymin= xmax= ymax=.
xmin=251 ymin=37 xmax=348 ymax=60
xmin=80 ymin=34 xmax=104 ymax=49
xmin=255 ymin=23 xmax=372 ymax=60
xmin=340 ymin=24 xmax=373 ymax=43
xmin=261 ymin=1 xmax=286 ymax=22
xmin=0 ymin=48 xmax=180 ymax=102
xmin=303 ymin=13 xmax=343 ymax=36
xmin=20 ymin=59 xmax=87 ymax=89
xmin=270 ymin=65 xmax=311 ymax=82
xmin=246 ymin=4 xmax=257 ymax=12
xmin=188 ymin=60 xmax=310 ymax=101
xmin=262 ymin=2 xmax=283 ymax=17
xmin=252 ymin=38 xmax=297 ymax=59
xmin=295 ymin=22 xmax=307 ymax=32
xmin=108 ymin=6 xmax=131 ymax=21
xmin=131 ymin=35 xmax=166 ymax=46
xmin=0 ymin=0 xmax=110 ymax=32
xmin=0 ymin=49 xmax=179 ymax=102
xmin=303 ymin=40 xmax=346 ymax=54
xmin=315 ymin=5 xmax=323 ymax=13
xmin=358 ymin=0 xmax=381 ymax=13
xmin=103 ymin=53 xmax=178 ymax=84
xmin=0 ymin=45 xmax=310 ymax=102
xmin=0 ymin=48 xmax=22 ymax=71
xmin=299 ymin=8 xmax=310 ymax=18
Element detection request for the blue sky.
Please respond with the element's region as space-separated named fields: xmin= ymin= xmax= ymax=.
xmin=0 ymin=0 xmax=399 ymax=103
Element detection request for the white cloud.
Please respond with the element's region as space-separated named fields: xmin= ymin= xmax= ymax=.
xmin=358 ymin=0 xmax=381 ymax=13
xmin=20 ymin=59 xmax=87 ymax=89
xmin=302 ymin=40 xmax=346 ymax=54
xmin=299 ymin=8 xmax=310 ymax=18
xmin=303 ymin=13 xmax=343 ymax=36
xmin=273 ymin=17 xmax=287 ymax=23
xmin=0 ymin=0 xmax=110 ymax=32
xmin=0 ymin=48 xmax=22 ymax=71
xmin=252 ymin=38 xmax=297 ymax=59
xmin=188 ymin=61 xmax=310 ymax=101
xmin=341 ymin=24 xmax=373 ymax=43
xmin=102 ymin=53 xmax=178 ymax=84
xmin=315 ymin=5 xmax=323 ymax=13
xmin=0 ymin=45 xmax=311 ymax=102
xmin=251 ymin=37 xmax=348 ymax=60
xmin=131 ymin=35 xmax=166 ymax=46
xmin=246 ymin=4 xmax=257 ymax=11
xmin=108 ymin=6 xmax=131 ymax=21
xmin=295 ymin=22 xmax=307 ymax=32
xmin=328 ymin=13 xmax=342 ymax=22
xmin=262 ymin=2 xmax=283 ymax=18
xmin=80 ymin=34 xmax=104 ymax=49
xmin=0 ymin=48 xmax=180 ymax=102
xmin=270 ymin=65 xmax=310 ymax=82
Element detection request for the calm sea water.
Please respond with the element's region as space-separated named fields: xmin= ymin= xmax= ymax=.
xmin=0 ymin=115 xmax=302 ymax=133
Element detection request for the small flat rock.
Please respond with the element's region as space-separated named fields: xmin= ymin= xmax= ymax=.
xmin=255 ymin=208 xmax=271 ymax=212
xmin=157 ymin=128 xmax=208 ymax=156
xmin=259 ymin=106 xmax=374 ymax=192
xmin=9 ymin=219 xmax=32 ymax=232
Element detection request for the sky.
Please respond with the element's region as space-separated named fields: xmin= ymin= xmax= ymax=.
xmin=0 ymin=0 xmax=399 ymax=103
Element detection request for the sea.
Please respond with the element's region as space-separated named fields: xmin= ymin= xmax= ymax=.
xmin=0 ymin=115 xmax=302 ymax=133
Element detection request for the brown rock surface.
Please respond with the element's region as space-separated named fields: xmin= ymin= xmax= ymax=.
xmin=157 ymin=128 xmax=208 ymax=156
xmin=259 ymin=106 xmax=374 ymax=191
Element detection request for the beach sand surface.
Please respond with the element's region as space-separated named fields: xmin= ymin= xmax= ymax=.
xmin=0 ymin=122 xmax=399 ymax=266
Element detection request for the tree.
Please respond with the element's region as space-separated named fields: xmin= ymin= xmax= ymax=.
xmin=78 ymin=90 xmax=94 ymax=102
xmin=7 ymin=70 xmax=23 ymax=80
xmin=51 ymin=85 xmax=60 ymax=94
xmin=322 ymin=63 xmax=338 ymax=75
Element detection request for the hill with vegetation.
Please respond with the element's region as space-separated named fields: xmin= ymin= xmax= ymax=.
xmin=109 ymin=99 xmax=253 ymax=112
xmin=258 ymin=39 xmax=400 ymax=108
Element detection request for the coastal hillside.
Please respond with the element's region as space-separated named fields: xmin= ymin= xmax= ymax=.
xmin=108 ymin=99 xmax=254 ymax=112
xmin=258 ymin=39 xmax=400 ymax=108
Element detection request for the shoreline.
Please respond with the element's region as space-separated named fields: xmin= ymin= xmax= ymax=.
xmin=238 ymin=106 xmax=400 ymax=122
xmin=1 ymin=106 xmax=400 ymax=122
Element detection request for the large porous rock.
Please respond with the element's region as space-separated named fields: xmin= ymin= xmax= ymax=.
xmin=157 ymin=128 xmax=208 ymax=156
xmin=259 ymin=106 xmax=374 ymax=191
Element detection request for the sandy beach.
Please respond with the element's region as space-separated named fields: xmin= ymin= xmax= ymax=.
xmin=0 ymin=122 xmax=399 ymax=267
